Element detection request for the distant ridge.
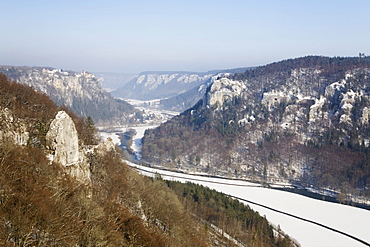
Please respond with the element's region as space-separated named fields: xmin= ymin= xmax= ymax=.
xmin=0 ymin=66 xmax=144 ymax=125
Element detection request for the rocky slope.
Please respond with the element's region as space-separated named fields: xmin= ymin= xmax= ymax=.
xmin=142 ymin=56 xmax=370 ymax=203
xmin=111 ymin=71 xmax=214 ymax=101
xmin=0 ymin=66 xmax=143 ymax=125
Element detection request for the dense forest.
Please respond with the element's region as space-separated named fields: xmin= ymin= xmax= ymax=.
xmin=142 ymin=56 xmax=370 ymax=203
xmin=165 ymin=180 xmax=293 ymax=246
xmin=0 ymin=73 xmax=294 ymax=246
xmin=233 ymin=55 xmax=370 ymax=81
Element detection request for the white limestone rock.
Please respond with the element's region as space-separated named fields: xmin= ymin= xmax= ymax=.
xmin=361 ymin=107 xmax=370 ymax=125
xmin=46 ymin=111 xmax=90 ymax=184
xmin=205 ymin=77 xmax=246 ymax=109
xmin=261 ymin=91 xmax=291 ymax=109
xmin=47 ymin=111 xmax=79 ymax=166
xmin=309 ymin=97 xmax=327 ymax=123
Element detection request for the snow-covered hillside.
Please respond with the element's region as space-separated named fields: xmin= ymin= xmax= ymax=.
xmin=111 ymin=71 xmax=214 ymax=101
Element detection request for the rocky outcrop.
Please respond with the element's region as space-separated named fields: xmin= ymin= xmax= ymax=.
xmin=96 ymin=137 xmax=116 ymax=156
xmin=46 ymin=111 xmax=90 ymax=185
xmin=46 ymin=111 xmax=80 ymax=166
xmin=0 ymin=107 xmax=29 ymax=145
xmin=204 ymin=76 xmax=245 ymax=109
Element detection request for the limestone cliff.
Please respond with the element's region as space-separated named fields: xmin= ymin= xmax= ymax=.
xmin=204 ymin=76 xmax=245 ymax=109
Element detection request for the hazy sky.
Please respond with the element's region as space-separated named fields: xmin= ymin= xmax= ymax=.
xmin=1 ymin=0 xmax=369 ymax=73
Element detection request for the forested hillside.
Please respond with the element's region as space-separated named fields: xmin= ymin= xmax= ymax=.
xmin=142 ymin=56 xmax=370 ymax=204
xmin=0 ymin=73 xmax=293 ymax=246
xmin=165 ymin=180 xmax=293 ymax=246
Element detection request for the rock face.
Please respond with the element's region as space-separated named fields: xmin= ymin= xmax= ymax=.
xmin=0 ymin=66 xmax=142 ymax=125
xmin=204 ymin=77 xmax=246 ymax=109
xmin=46 ymin=111 xmax=90 ymax=184
xmin=47 ymin=111 xmax=80 ymax=165
xmin=96 ymin=137 xmax=116 ymax=156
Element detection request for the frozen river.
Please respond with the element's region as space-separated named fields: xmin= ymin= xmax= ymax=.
xmin=99 ymin=125 xmax=158 ymax=160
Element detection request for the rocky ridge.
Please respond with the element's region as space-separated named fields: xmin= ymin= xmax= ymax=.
xmin=111 ymin=71 xmax=214 ymax=101
xmin=0 ymin=66 xmax=143 ymax=125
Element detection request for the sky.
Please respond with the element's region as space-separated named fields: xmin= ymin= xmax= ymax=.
xmin=1 ymin=0 xmax=369 ymax=73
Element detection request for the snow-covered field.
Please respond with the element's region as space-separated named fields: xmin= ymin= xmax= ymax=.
xmin=129 ymin=163 xmax=370 ymax=247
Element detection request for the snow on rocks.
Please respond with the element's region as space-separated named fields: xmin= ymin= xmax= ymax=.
xmin=361 ymin=107 xmax=370 ymax=125
xmin=308 ymin=97 xmax=327 ymax=123
xmin=205 ymin=77 xmax=246 ymax=109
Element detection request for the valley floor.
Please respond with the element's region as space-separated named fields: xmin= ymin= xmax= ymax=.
xmin=98 ymin=123 xmax=370 ymax=247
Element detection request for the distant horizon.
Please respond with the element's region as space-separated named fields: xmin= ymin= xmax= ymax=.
xmin=2 ymin=0 xmax=369 ymax=73
xmin=0 ymin=63 xmax=251 ymax=74
xmin=1 ymin=53 xmax=367 ymax=75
